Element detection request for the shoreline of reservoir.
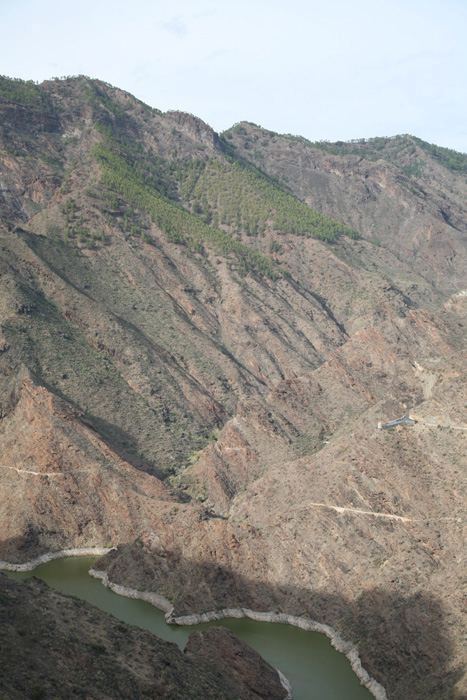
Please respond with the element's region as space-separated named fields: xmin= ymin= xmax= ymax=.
xmin=89 ymin=567 xmax=387 ymax=700
xmin=0 ymin=547 xmax=115 ymax=572
xmin=0 ymin=550 xmax=386 ymax=700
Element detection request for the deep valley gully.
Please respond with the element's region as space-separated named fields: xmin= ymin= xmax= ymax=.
xmin=3 ymin=553 xmax=384 ymax=700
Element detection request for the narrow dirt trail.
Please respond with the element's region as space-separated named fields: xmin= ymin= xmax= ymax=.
xmin=307 ymin=501 xmax=463 ymax=523
xmin=0 ymin=465 xmax=93 ymax=477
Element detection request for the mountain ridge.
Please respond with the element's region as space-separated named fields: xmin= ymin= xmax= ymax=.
xmin=0 ymin=74 xmax=466 ymax=700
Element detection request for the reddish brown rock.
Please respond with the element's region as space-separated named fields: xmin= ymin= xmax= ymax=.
xmin=0 ymin=76 xmax=466 ymax=700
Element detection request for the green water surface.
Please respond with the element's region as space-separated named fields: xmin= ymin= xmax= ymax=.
xmin=9 ymin=556 xmax=374 ymax=700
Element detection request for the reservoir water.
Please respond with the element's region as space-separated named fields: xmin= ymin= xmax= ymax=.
xmin=8 ymin=556 xmax=374 ymax=700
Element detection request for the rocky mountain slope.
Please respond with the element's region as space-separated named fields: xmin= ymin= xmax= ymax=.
xmin=0 ymin=75 xmax=466 ymax=699
xmin=223 ymin=123 xmax=467 ymax=292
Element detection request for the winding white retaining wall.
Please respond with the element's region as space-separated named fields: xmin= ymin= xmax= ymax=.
xmin=0 ymin=553 xmax=386 ymax=700
xmin=89 ymin=568 xmax=387 ymax=700
xmin=0 ymin=547 xmax=115 ymax=572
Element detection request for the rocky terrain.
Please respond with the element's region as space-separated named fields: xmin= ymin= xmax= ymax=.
xmin=0 ymin=573 xmax=287 ymax=699
xmin=223 ymin=123 xmax=467 ymax=292
xmin=0 ymin=75 xmax=466 ymax=699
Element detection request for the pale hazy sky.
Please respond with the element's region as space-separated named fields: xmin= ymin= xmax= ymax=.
xmin=2 ymin=0 xmax=467 ymax=152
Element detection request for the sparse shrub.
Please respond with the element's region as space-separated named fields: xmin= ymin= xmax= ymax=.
xmin=31 ymin=684 xmax=45 ymax=700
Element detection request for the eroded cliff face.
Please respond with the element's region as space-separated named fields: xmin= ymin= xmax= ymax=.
xmin=0 ymin=76 xmax=466 ymax=699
